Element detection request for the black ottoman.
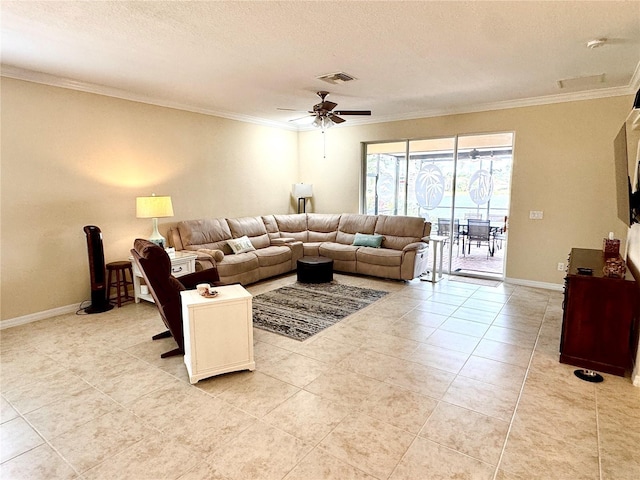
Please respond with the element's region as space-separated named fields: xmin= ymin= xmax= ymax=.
xmin=297 ymin=256 xmax=334 ymax=283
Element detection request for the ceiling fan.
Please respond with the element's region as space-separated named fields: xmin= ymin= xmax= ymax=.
xmin=280 ymin=91 xmax=371 ymax=130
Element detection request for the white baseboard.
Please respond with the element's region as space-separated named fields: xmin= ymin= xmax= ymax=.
xmin=1 ymin=304 xmax=80 ymax=330
xmin=504 ymin=277 xmax=564 ymax=292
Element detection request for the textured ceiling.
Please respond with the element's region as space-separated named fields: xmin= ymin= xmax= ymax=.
xmin=1 ymin=1 xmax=639 ymax=129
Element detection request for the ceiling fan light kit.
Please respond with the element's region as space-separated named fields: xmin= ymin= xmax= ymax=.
xmin=286 ymin=91 xmax=372 ymax=131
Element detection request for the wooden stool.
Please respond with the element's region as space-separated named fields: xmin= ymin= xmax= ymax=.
xmin=106 ymin=261 xmax=134 ymax=307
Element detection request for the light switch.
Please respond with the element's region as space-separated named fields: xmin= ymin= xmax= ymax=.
xmin=529 ymin=211 xmax=543 ymax=220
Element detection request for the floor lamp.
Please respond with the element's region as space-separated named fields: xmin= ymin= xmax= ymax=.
xmin=292 ymin=183 xmax=313 ymax=213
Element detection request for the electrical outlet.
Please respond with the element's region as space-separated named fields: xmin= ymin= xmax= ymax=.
xmin=529 ymin=210 xmax=544 ymax=220
xmin=557 ymin=262 xmax=565 ymax=271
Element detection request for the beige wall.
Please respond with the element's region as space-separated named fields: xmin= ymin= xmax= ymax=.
xmin=1 ymin=78 xmax=298 ymax=320
xmin=0 ymin=77 xmax=634 ymax=322
xmin=298 ymin=96 xmax=633 ymax=285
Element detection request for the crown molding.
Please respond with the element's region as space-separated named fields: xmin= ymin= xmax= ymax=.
xmin=0 ymin=65 xmax=297 ymax=131
xmin=3 ymin=63 xmax=638 ymax=132
xmin=368 ymin=84 xmax=637 ymax=126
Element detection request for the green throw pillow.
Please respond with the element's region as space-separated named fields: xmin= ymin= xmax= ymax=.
xmin=352 ymin=233 xmax=384 ymax=248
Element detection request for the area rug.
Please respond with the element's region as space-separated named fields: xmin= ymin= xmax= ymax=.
xmin=252 ymin=282 xmax=388 ymax=341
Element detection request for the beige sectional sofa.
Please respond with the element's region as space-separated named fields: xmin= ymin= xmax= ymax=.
xmin=168 ymin=213 xmax=432 ymax=285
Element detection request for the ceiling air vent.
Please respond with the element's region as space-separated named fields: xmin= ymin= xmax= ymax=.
xmin=557 ymin=73 xmax=605 ymax=89
xmin=317 ymin=72 xmax=357 ymax=85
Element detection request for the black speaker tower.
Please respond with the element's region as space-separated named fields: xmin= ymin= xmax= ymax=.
xmin=83 ymin=225 xmax=113 ymax=314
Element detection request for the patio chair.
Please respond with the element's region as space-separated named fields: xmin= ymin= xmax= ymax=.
xmin=437 ymin=218 xmax=460 ymax=254
xmin=489 ymin=215 xmax=508 ymax=250
xmin=466 ymin=219 xmax=495 ymax=257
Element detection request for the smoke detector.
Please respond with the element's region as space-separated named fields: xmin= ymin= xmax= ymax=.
xmin=317 ymin=72 xmax=357 ymax=85
xmin=586 ymin=38 xmax=607 ymax=49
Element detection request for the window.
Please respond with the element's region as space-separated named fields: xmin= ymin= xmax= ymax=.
xmin=363 ymin=134 xmax=513 ymax=223
xmin=363 ymin=133 xmax=515 ymax=277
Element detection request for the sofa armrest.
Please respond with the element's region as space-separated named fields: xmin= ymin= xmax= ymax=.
xmin=402 ymin=241 xmax=428 ymax=252
xmin=271 ymin=237 xmax=296 ymax=245
xmin=196 ymin=248 xmax=225 ymax=262
xmin=190 ymin=249 xmax=224 ymax=272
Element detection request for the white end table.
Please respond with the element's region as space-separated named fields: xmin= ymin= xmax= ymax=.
xmin=180 ymin=285 xmax=255 ymax=384
xmin=420 ymin=235 xmax=448 ymax=283
xmin=130 ymin=250 xmax=197 ymax=303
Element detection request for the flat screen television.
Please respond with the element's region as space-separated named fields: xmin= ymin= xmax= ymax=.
xmin=614 ymin=107 xmax=640 ymax=226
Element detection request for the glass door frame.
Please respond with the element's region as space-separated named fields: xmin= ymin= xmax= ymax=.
xmin=362 ymin=132 xmax=514 ymax=280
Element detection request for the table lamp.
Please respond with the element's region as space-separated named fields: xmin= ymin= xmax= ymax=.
xmin=292 ymin=183 xmax=313 ymax=213
xmin=136 ymin=194 xmax=174 ymax=248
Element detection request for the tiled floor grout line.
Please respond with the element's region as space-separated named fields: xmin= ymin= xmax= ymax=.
xmin=489 ymin=297 xmax=547 ymax=480
xmin=5 ymin=394 xmax=82 ymax=477
xmin=595 ymin=385 xmax=603 ymax=480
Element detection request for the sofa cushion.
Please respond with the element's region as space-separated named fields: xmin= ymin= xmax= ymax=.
xmin=375 ymin=215 xmax=430 ymax=250
xmin=307 ymin=213 xmax=340 ymax=242
xmin=273 ymin=214 xmax=308 ymax=242
xmin=261 ymin=215 xmax=281 ymax=241
xmin=177 ymin=218 xmax=232 ymax=252
xmin=303 ymin=242 xmax=322 ymax=257
xmin=353 ymin=233 xmax=384 ymax=248
xmin=216 ymin=252 xmax=259 ymax=278
xmin=337 ymin=213 xmax=378 ymax=245
xmin=253 ymin=246 xmax=292 ymax=267
xmin=356 ymin=246 xmax=403 ymax=267
xmin=227 ymin=235 xmax=256 ymax=254
xmin=319 ymin=242 xmax=359 ymax=261
xmin=226 ymin=216 xmax=271 ymax=249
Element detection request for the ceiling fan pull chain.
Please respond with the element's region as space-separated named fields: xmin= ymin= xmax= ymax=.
xmin=323 ymin=129 xmax=327 ymax=158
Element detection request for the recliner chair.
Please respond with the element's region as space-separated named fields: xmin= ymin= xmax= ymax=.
xmin=131 ymin=238 xmax=223 ymax=358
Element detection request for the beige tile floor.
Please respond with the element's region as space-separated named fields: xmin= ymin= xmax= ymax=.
xmin=1 ymin=273 xmax=639 ymax=479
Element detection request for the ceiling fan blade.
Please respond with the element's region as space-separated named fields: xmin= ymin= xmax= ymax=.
xmin=277 ymin=108 xmax=307 ymax=112
xmin=333 ymin=110 xmax=371 ymax=116
xmin=329 ymin=114 xmax=346 ymax=124
xmin=288 ymin=114 xmax=313 ymax=122
xmin=314 ymin=101 xmax=337 ymax=112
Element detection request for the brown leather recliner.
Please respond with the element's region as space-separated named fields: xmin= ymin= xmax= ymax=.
xmin=131 ymin=238 xmax=223 ymax=358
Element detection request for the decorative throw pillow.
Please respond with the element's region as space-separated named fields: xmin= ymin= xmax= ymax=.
xmin=196 ymin=248 xmax=225 ymax=262
xmin=227 ymin=236 xmax=256 ymax=254
xmin=352 ymin=233 xmax=384 ymax=248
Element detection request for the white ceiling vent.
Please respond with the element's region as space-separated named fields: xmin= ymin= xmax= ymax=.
xmin=317 ymin=72 xmax=357 ymax=85
xmin=557 ymin=73 xmax=605 ymax=89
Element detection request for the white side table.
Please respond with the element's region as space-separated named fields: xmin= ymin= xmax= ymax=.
xmin=130 ymin=250 xmax=198 ymax=303
xmin=420 ymin=235 xmax=448 ymax=283
xmin=181 ymin=285 xmax=255 ymax=384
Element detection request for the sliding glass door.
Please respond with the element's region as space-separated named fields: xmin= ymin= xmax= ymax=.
xmin=364 ymin=142 xmax=406 ymax=215
xmin=363 ymin=133 xmax=514 ymax=278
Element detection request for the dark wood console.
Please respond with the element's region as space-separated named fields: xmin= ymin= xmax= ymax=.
xmin=560 ymin=248 xmax=639 ymax=376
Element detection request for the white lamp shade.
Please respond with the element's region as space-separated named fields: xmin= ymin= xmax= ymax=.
xmin=136 ymin=195 xmax=174 ymax=218
xmin=292 ymin=183 xmax=313 ymax=198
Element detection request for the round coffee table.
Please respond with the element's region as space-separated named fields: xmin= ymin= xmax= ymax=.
xmin=297 ymin=256 xmax=334 ymax=283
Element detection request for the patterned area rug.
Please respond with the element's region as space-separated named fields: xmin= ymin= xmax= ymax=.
xmin=252 ymin=282 xmax=388 ymax=341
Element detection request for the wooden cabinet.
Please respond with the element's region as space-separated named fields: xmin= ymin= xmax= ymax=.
xmin=560 ymin=248 xmax=639 ymax=376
